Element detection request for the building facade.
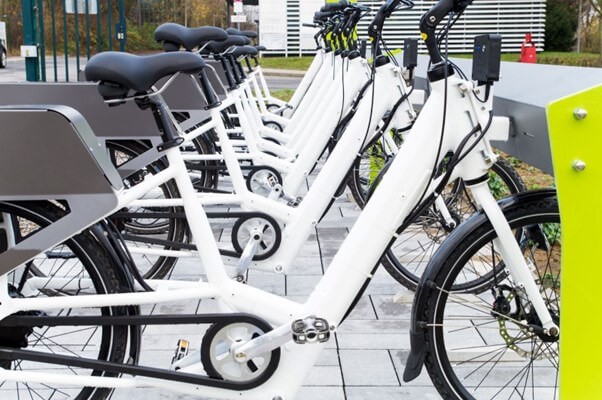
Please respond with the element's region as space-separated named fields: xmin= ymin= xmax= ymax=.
xmin=258 ymin=0 xmax=546 ymax=56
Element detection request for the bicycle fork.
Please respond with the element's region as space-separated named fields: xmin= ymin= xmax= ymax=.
xmin=470 ymin=181 xmax=560 ymax=338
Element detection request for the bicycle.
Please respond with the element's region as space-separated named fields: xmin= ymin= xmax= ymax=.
xmin=0 ymin=2 xmax=559 ymax=399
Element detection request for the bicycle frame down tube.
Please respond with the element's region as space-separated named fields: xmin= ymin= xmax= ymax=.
xmin=268 ymin=63 xmax=413 ymax=273
xmin=282 ymin=56 xmax=371 ymax=195
xmin=281 ymin=54 xmax=339 ymax=141
xmin=301 ymin=74 xmax=489 ymax=323
xmin=286 ymin=50 xmax=326 ymax=113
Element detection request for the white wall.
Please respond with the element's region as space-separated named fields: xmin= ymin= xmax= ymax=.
xmin=258 ymin=0 xmax=288 ymax=51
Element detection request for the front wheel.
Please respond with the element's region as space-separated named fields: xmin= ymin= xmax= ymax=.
xmin=421 ymin=195 xmax=560 ymax=400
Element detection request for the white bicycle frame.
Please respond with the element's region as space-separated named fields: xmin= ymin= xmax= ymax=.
xmin=177 ymin=55 xmax=372 ymax=197
xmin=132 ymin=61 xmax=415 ymax=276
xmin=248 ymin=49 xmax=327 ymax=120
xmin=221 ymin=52 xmax=351 ymax=160
xmin=0 ymin=60 xmax=559 ymax=399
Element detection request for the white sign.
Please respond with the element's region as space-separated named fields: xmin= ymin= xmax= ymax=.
xmin=20 ymin=45 xmax=38 ymax=58
xmin=65 ymin=0 xmax=98 ymax=14
xmin=231 ymin=15 xmax=247 ymax=23
xmin=233 ymin=0 xmax=243 ymax=14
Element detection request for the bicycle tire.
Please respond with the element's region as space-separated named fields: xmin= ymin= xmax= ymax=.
xmin=172 ymin=112 xmax=220 ymax=191
xmin=381 ymin=157 xmax=527 ymax=291
xmin=0 ymin=201 xmax=130 ymax=400
xmin=346 ymin=139 xmax=391 ymax=208
xmin=420 ymin=194 xmax=560 ymax=400
xmin=106 ymin=140 xmax=187 ymax=280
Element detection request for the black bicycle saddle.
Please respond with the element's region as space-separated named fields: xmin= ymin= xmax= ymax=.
xmin=226 ymin=28 xmax=258 ymax=39
xmin=230 ymin=45 xmax=259 ymax=58
xmin=155 ymin=23 xmax=228 ymax=52
xmin=85 ymin=51 xmax=206 ymax=96
xmin=203 ymin=35 xmax=249 ymax=55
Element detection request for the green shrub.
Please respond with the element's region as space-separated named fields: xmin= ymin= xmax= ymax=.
xmin=545 ymin=0 xmax=579 ymax=51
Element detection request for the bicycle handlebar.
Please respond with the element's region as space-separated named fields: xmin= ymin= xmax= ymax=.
xmin=314 ymin=11 xmax=338 ymax=22
xmin=321 ymin=1 xmax=349 ymax=12
xmin=368 ymin=0 xmax=414 ymax=40
xmin=420 ymin=0 xmax=473 ymax=65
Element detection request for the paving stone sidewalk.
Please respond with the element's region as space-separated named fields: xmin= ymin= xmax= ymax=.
xmin=109 ymin=183 xmax=442 ymax=400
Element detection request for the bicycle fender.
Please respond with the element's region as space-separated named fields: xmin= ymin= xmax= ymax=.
xmin=403 ymin=188 xmax=557 ymax=382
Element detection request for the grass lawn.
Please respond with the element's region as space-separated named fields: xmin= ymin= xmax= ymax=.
xmin=270 ymin=89 xmax=295 ymax=102
xmin=447 ymin=52 xmax=601 ymax=67
xmin=259 ymin=56 xmax=314 ymax=70
xmin=259 ymin=52 xmax=602 ymax=71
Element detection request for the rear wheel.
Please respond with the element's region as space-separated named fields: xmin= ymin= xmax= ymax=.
xmin=422 ymin=196 xmax=560 ymax=400
xmin=106 ymin=141 xmax=187 ymax=279
xmin=0 ymin=201 xmax=130 ymax=400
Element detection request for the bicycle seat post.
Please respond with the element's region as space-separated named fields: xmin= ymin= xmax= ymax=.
xmin=136 ymin=96 xmax=184 ymax=152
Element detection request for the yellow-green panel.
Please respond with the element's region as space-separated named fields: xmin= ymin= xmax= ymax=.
xmin=547 ymin=84 xmax=602 ymax=399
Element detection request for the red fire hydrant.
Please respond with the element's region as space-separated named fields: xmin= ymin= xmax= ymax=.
xmin=520 ymin=33 xmax=537 ymax=63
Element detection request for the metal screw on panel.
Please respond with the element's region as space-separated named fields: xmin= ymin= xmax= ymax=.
xmin=573 ymin=160 xmax=586 ymax=172
xmin=574 ymin=108 xmax=588 ymax=120
xmin=429 ymin=15 xmax=436 ymax=23
xmin=549 ymin=326 xmax=559 ymax=337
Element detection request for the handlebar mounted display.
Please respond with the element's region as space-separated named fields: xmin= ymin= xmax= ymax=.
xmin=472 ymin=34 xmax=502 ymax=85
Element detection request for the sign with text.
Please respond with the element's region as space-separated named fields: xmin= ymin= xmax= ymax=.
xmin=231 ymin=15 xmax=247 ymax=23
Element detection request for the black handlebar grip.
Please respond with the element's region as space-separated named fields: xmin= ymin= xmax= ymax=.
xmin=321 ymin=1 xmax=349 ymax=12
xmin=314 ymin=11 xmax=337 ymax=21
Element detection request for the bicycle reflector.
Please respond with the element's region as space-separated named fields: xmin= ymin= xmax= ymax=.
xmin=471 ymin=34 xmax=502 ymax=85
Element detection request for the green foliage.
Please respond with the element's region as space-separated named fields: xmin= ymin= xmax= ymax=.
xmin=487 ymin=172 xmax=509 ymax=199
xmin=545 ymin=0 xmax=579 ymax=51
xmin=125 ymin=23 xmax=162 ymax=52
xmin=543 ymin=222 xmax=562 ymax=245
xmin=537 ymin=52 xmax=602 ymax=67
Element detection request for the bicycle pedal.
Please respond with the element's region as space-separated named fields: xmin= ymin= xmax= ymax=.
xmin=291 ymin=316 xmax=331 ymax=344
xmin=171 ymin=339 xmax=190 ymax=365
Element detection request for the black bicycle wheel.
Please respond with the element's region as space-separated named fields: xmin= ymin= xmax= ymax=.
xmin=172 ymin=112 xmax=220 ymax=191
xmin=420 ymin=194 xmax=560 ymax=400
xmin=0 ymin=201 xmax=130 ymax=400
xmin=346 ymin=136 xmax=394 ymax=208
xmin=106 ymin=140 xmax=187 ymax=280
xmin=189 ymin=135 xmax=220 ymax=191
xmin=381 ymin=157 xmax=526 ymax=291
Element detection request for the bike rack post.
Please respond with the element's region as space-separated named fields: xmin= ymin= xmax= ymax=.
xmin=547 ymin=84 xmax=602 ymax=399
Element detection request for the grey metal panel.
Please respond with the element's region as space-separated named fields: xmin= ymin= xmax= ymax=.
xmin=0 ymin=105 xmax=123 ymax=196
xmin=155 ymin=73 xmax=213 ymax=111
xmin=0 ymin=82 xmax=156 ymax=140
xmin=0 ymin=106 xmax=121 ymax=275
xmin=409 ymin=55 xmax=602 ymax=175
xmin=206 ymin=60 xmax=231 ymax=97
